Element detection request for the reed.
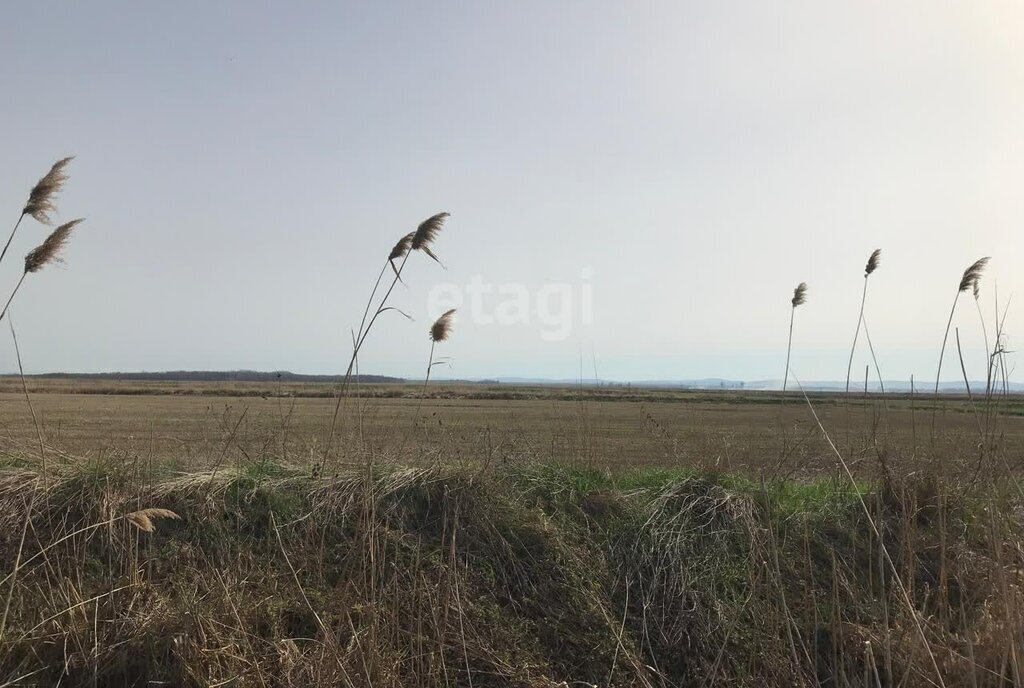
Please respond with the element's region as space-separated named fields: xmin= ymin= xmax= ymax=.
xmin=973 ymin=279 xmax=993 ymax=396
xmin=933 ymin=257 xmax=989 ymax=437
xmin=845 ymin=249 xmax=881 ymax=394
xmin=1 ymin=158 xmax=73 ymax=267
xmin=782 ymin=282 xmax=806 ymax=392
xmin=0 ymin=162 xmax=82 ymax=646
xmin=323 ymin=212 xmax=450 ymax=461
xmin=124 ymin=508 xmax=180 ymax=533
xmin=424 ymin=308 xmax=456 ymax=393
xmin=0 ymin=219 xmax=83 ymax=325
xmin=351 ymin=213 xmax=449 ymax=375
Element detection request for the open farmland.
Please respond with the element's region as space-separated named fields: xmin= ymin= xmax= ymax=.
xmin=0 ymin=377 xmax=1020 ymax=476
xmin=1 ymin=378 xmax=1023 ymax=686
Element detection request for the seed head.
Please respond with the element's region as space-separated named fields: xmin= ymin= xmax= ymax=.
xmin=958 ymin=257 xmax=990 ymax=294
xmin=865 ymin=249 xmax=881 ymax=276
xmin=23 ymin=157 xmax=74 ymax=225
xmin=791 ymin=282 xmax=808 ymax=308
xmin=411 ymin=212 xmax=449 ymax=252
xmin=388 ymin=232 xmax=414 ymax=262
xmin=125 ymin=508 xmax=180 ymax=533
xmin=24 ymin=218 xmax=82 ymax=273
xmin=430 ymin=308 xmax=456 ymax=342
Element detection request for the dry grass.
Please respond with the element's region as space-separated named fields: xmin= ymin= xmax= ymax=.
xmin=0 ymin=381 xmax=1019 ymax=477
xmin=0 ymin=456 xmax=1020 ymax=686
xmin=0 ymin=160 xmax=1021 ymax=686
xmin=123 ymin=508 xmax=180 ymax=533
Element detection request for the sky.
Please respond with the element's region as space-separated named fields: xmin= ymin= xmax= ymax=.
xmin=0 ymin=1 xmax=1022 ymax=382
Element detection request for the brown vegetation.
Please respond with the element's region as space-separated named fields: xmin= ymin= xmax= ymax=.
xmin=0 ymin=160 xmax=1021 ymax=686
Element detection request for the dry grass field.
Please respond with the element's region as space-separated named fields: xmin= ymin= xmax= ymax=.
xmin=1 ymin=376 xmax=1022 ymax=686
xmin=0 ymin=364 xmax=1022 ymax=685
xmin=0 ymin=378 xmax=1019 ymax=476
xmin=1 ymin=169 xmax=1022 ymax=686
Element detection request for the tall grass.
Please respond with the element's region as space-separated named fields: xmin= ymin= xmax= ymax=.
xmin=0 ymin=158 xmax=82 ymax=321
xmin=782 ymin=281 xmax=806 ymax=392
xmin=845 ymin=248 xmax=880 ymax=394
xmin=0 ymin=159 xmax=1021 ymax=686
xmin=974 ymin=279 xmax=994 ymax=396
xmin=933 ymin=257 xmax=989 ymax=438
xmin=323 ymin=212 xmax=450 ymax=460
xmin=0 ymin=159 xmax=84 ymax=655
xmin=0 ymin=457 xmax=1020 ymax=686
xmin=423 ymin=308 xmax=455 ymax=395
xmin=935 ymin=257 xmax=989 ymax=397
xmin=1 ymin=157 xmax=73 ymax=266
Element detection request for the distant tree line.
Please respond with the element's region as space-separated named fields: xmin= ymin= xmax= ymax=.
xmin=24 ymin=370 xmax=406 ymax=384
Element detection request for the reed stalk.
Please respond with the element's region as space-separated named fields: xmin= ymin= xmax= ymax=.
xmin=323 ymin=213 xmax=449 ymax=462
xmin=845 ymin=249 xmax=881 ymax=394
xmin=782 ymin=282 xmax=807 ymax=393
xmin=933 ymin=258 xmax=989 ymax=438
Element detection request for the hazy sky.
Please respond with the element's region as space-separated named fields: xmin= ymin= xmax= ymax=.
xmin=1 ymin=2 xmax=1022 ymax=382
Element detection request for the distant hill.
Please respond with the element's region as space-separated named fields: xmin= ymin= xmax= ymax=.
xmin=26 ymin=370 xmax=405 ymax=384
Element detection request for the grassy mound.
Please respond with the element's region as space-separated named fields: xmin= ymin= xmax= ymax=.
xmin=0 ymin=459 xmax=1020 ymax=686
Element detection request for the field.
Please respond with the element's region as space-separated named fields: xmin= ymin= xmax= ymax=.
xmin=0 ymin=377 xmax=1018 ymax=475
xmin=2 ymin=168 xmax=1022 ymax=686
xmin=13 ymin=6 xmax=1024 ymax=684
xmin=1 ymin=378 xmax=1024 ymax=686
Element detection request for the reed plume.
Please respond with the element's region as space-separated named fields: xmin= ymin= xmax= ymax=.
xmin=782 ymin=283 xmax=807 ymax=392
xmin=354 ymin=211 xmax=449 ymax=356
xmin=388 ymin=232 xmax=414 ymax=275
xmin=124 ymin=508 xmax=180 ymax=533
xmin=865 ymin=248 xmax=881 ymax=275
xmin=423 ymin=309 xmax=456 ymax=400
xmin=430 ymin=308 xmax=456 ymax=343
xmin=1 ymin=157 xmax=74 ymax=268
xmin=958 ymin=258 xmax=989 ymax=294
xmin=934 ymin=257 xmax=990 ymax=433
xmin=845 ymin=249 xmax=882 ymax=394
xmin=411 ymin=212 xmax=449 ymax=252
xmin=324 ymin=212 xmax=450 ymax=463
xmin=24 ymin=219 xmax=80 ymax=273
xmin=791 ymin=282 xmax=807 ymax=307
xmin=0 ymin=219 xmax=83 ymax=325
xmin=23 ymin=157 xmax=73 ymax=225
xmin=408 ymin=212 xmax=449 ymax=268
xmin=354 ymin=213 xmax=451 ymax=358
